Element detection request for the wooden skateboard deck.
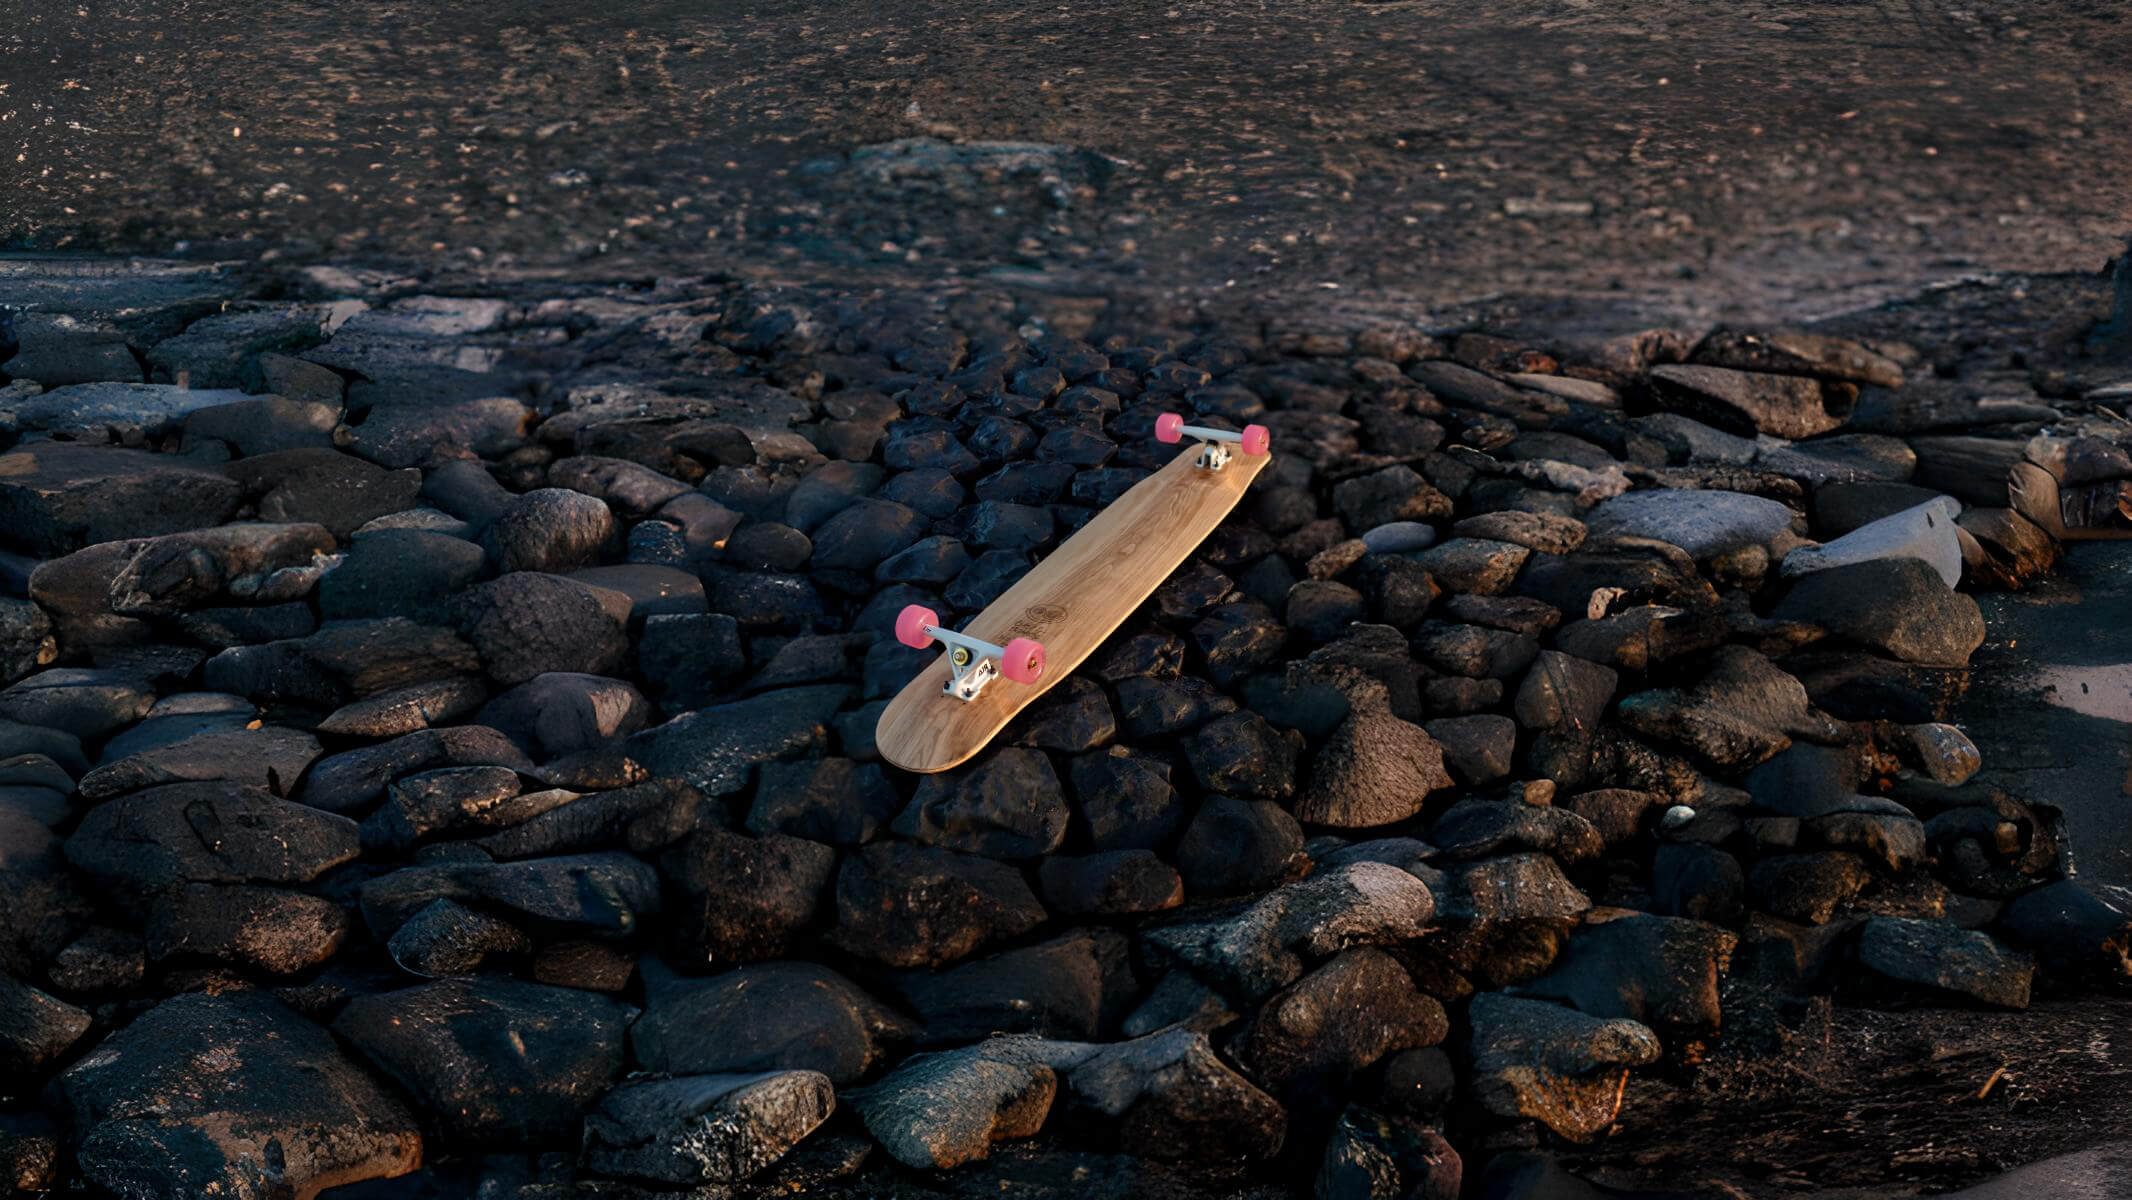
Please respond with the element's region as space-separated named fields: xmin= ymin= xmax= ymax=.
xmin=876 ymin=439 xmax=1273 ymax=773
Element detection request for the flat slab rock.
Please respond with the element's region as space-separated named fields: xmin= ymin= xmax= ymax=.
xmin=1584 ymin=488 xmax=1797 ymax=560
xmin=53 ymin=991 xmax=421 ymax=1200
xmin=0 ymin=444 xmax=243 ymax=555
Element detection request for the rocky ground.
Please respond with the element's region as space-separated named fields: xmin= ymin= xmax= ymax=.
xmin=1 ymin=248 xmax=2131 ymax=1200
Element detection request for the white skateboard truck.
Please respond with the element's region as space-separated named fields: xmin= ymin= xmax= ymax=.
xmin=895 ymin=605 xmax=1045 ymax=702
xmin=1156 ymin=412 xmax=1271 ymax=471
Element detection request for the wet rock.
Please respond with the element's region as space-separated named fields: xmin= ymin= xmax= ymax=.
xmin=830 ymin=842 xmax=1047 ymax=968
xmin=851 ymin=1043 xmax=1056 ymax=1170
xmin=1176 ymin=796 xmax=1306 ymax=894
xmin=0 ymin=972 xmax=91 ymax=1076
xmin=1649 ymin=364 xmax=1855 ymax=439
xmin=385 ymin=897 xmax=532 ymax=977
xmin=895 ymin=748 xmax=1070 ymax=859
xmin=1334 ymin=466 xmax=1453 ymax=531
xmin=1771 ymin=557 xmax=1985 ymax=666
xmin=486 ymin=487 xmax=616 ymax=573
xmin=664 ymin=827 xmax=836 ymax=965
xmin=55 ymin=992 xmax=421 ymax=1200
xmin=1748 ymin=851 xmax=1873 ymax=925
xmin=625 ymin=684 xmax=847 ymax=796
xmin=0 ymin=444 xmax=244 ymax=555
xmin=632 ymin=960 xmax=914 ymax=1085
xmin=583 ymin=1071 xmax=836 ymax=1185
xmin=1143 ymin=862 xmax=1436 ymax=1001
xmin=1040 ymin=850 xmax=1184 ymax=916
xmin=145 ymin=882 xmax=352 ymax=975
xmin=1316 ymin=1108 xmax=1461 ymax=1200
xmin=1297 ymin=707 xmax=1453 ymax=827
xmin=66 ymin=783 xmax=358 ymax=899
xmin=749 ymin=758 xmax=899 ymax=845
xmin=1464 ymin=993 xmax=1661 ymax=1141
xmin=1072 ymin=747 xmax=1183 ymax=851
xmin=1854 ymin=917 xmax=2032 ymax=1008
xmin=333 ymin=978 xmax=629 ymax=1145
xmin=1781 ymin=496 xmax=1963 ymax=586
xmin=1239 ymin=949 xmax=1446 ymax=1118
xmin=1584 ymin=489 xmax=1795 ymax=560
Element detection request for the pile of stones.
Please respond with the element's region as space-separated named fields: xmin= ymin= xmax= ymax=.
xmin=1 ymin=256 xmax=2130 ymax=1200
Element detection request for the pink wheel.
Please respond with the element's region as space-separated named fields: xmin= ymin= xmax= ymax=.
xmin=1154 ymin=412 xmax=1185 ymax=444
xmin=1241 ymin=423 xmax=1271 ymax=456
xmin=1001 ymin=637 xmax=1046 ymax=684
xmin=895 ymin=605 xmax=938 ymax=650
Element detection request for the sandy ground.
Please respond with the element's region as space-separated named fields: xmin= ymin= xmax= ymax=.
xmin=5 ymin=1 xmax=2131 ymax=325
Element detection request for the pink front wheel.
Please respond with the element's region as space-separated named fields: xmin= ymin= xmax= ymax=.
xmin=895 ymin=604 xmax=938 ymax=650
xmin=1241 ymin=423 xmax=1271 ymax=456
xmin=1154 ymin=412 xmax=1185 ymax=443
xmin=1001 ymin=637 xmax=1046 ymax=684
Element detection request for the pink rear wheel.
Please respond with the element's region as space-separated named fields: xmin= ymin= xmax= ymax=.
xmin=1154 ymin=412 xmax=1185 ymax=443
xmin=895 ymin=604 xmax=938 ymax=650
xmin=1001 ymin=637 xmax=1046 ymax=684
xmin=1241 ymin=423 xmax=1271 ymax=456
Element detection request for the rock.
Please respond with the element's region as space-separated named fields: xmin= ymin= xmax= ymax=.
xmin=1361 ymin=522 xmax=1439 ymax=554
xmin=1176 ymin=796 xmax=1306 ymax=894
xmin=0 ymin=668 xmax=156 ymax=741
xmin=1423 ymin=714 xmax=1517 ymax=783
xmin=458 ymin=571 xmax=630 ymax=684
xmin=1781 ymin=497 xmax=1963 ymax=587
xmin=0 ymin=444 xmax=243 ymax=555
xmin=812 ymin=499 xmax=927 ymax=571
xmin=312 ymin=530 xmax=481 ymax=624
xmin=225 ymin=449 xmax=424 ymax=539
xmin=1239 ymin=949 xmax=1446 ymax=1118
xmin=1143 ymin=862 xmax=1436 ymax=1002
xmin=1287 ymin=579 xmax=1368 ymax=642
xmin=333 ymin=978 xmax=629 ymax=1146
xmin=477 ymin=672 xmax=650 ymax=761
xmin=1334 ymin=466 xmax=1452 ymax=531
xmin=1810 ymin=810 xmax=1927 ymax=873
xmin=632 ymin=960 xmax=914 ymax=1086
xmin=663 ymin=827 xmax=836 ymax=965
xmin=359 ymin=852 xmax=660 ymax=939
xmin=1316 ymin=1108 xmax=1461 ymax=1200
xmin=1957 ymin=506 xmax=2058 ymax=589
xmin=1651 ymin=843 xmax=1746 ymax=923
xmin=1007 ymin=677 xmax=1116 ymax=754
xmin=583 ymin=1071 xmax=836 ymax=1185
xmin=54 ymin=992 xmax=421 ymax=1200
xmin=1451 ymin=510 xmax=1588 ymax=555
xmin=385 ymin=897 xmax=532 ymax=977
xmin=11 ymin=381 xmax=250 ymax=441
xmin=2 ymin=313 xmax=139 ymax=385
xmin=1648 ymin=364 xmax=1856 ymax=439
xmin=1412 ymin=538 xmax=1529 ymax=595
xmin=1997 ymin=880 xmax=2132 ymax=983
xmin=830 ymin=842 xmax=1047 ymax=968
xmin=301 ymin=725 xmax=531 ymax=814
xmin=1413 ymin=622 xmax=1538 ymax=680
xmin=1517 ymin=913 xmax=1737 ymax=1038
xmin=1429 ymin=800 xmax=1603 ymax=865
xmin=1072 ymin=747 xmax=1183 ymax=851
xmin=748 ymin=758 xmax=900 ymax=845
xmin=851 ymin=1043 xmax=1056 ymax=1170
xmin=1464 ymin=993 xmax=1661 ymax=1141
xmin=98 ymin=522 xmax=337 ymax=615
xmin=896 ymin=748 xmax=1069 ymax=858
xmin=472 ymin=778 xmax=704 ymax=860
xmin=65 ymin=783 xmax=358 ymax=900
xmin=1772 ymin=557 xmax=1985 ymax=667
xmin=549 ymin=455 xmax=693 ymax=516
xmin=360 ymin=765 xmax=552 ymax=851
xmin=1513 ymin=650 xmax=1618 ymax=735
xmin=624 ymin=684 xmax=848 ymax=796
xmin=1690 ymin=328 xmax=1905 ymax=389
xmin=896 ymin=929 xmax=1133 ymax=1045
xmin=1433 ymin=854 xmax=1592 ymax=987
xmin=1296 ymin=707 xmax=1453 ymax=827
xmin=1355 ymin=555 xmax=1441 ymax=629
xmin=485 ymin=487 xmax=615 ymax=573
xmin=1854 ymin=917 xmax=2032 ymax=1009
xmin=1615 ymin=645 xmax=1839 ymax=771
xmin=1183 ymin=711 xmax=1298 ymax=800
xmin=342 ymin=396 xmax=534 ymax=470
xmin=1748 ymin=852 xmax=1873 ymax=924
xmin=1584 ymin=488 xmax=1796 ymax=559
xmin=0 ymin=972 xmax=91 ymax=1076
xmin=1115 ymin=675 xmax=1238 ymax=738
xmin=77 ymin=723 xmax=322 ymax=800
xmin=145 ymin=882 xmax=352 ymax=975
xmin=1039 ymin=850 xmax=1184 ymax=915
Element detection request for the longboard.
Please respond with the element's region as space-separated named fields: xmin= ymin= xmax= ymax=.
xmin=876 ymin=417 xmax=1274 ymax=773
